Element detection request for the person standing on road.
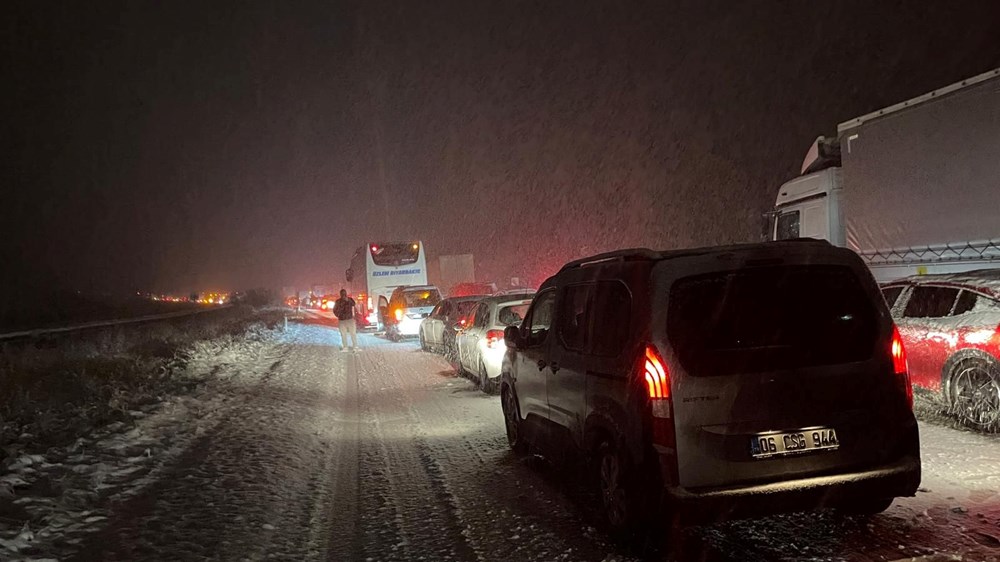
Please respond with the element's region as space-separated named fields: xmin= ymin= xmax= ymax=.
xmin=333 ymin=289 xmax=359 ymax=352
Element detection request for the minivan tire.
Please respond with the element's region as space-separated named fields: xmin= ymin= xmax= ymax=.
xmin=595 ymin=439 xmax=644 ymax=538
xmin=501 ymin=386 xmax=528 ymax=454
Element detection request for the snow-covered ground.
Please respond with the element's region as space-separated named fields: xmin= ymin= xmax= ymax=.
xmin=4 ymin=320 xmax=1000 ymax=561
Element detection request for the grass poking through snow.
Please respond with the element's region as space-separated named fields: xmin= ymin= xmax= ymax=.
xmin=0 ymin=307 xmax=286 ymax=460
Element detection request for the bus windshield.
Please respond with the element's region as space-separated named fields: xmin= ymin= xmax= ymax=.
xmin=370 ymin=243 xmax=419 ymax=266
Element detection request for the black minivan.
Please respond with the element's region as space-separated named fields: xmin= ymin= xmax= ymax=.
xmin=499 ymin=240 xmax=920 ymax=533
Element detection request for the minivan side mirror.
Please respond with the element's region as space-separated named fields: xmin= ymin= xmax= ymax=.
xmin=503 ymin=325 xmax=520 ymax=349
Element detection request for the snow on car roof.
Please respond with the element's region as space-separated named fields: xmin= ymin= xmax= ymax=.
xmin=397 ymin=285 xmax=439 ymax=292
xmin=884 ymin=268 xmax=1000 ymax=298
xmin=445 ymin=294 xmax=489 ymax=302
xmin=481 ymin=294 xmax=534 ymax=305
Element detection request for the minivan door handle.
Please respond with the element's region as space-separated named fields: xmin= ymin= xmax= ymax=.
xmin=537 ymin=359 xmax=547 ymax=371
xmin=549 ymin=361 xmax=560 ymax=373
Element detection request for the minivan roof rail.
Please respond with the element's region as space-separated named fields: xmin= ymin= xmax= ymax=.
xmin=559 ymin=248 xmax=660 ymax=272
xmin=560 ymin=240 xmax=834 ymax=272
xmin=655 ymin=239 xmax=833 ymax=260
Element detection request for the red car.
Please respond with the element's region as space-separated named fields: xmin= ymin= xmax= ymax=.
xmin=882 ymin=270 xmax=1000 ymax=428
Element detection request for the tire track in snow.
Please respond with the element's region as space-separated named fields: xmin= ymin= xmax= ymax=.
xmin=355 ymin=342 xmax=612 ymax=562
xmin=350 ymin=342 xmax=480 ymax=561
xmin=301 ymin=337 xmax=363 ymax=561
xmin=381 ymin=344 xmax=620 ymax=562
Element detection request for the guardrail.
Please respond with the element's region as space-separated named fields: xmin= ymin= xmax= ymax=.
xmin=0 ymin=305 xmax=232 ymax=341
xmin=859 ymin=239 xmax=1000 ymax=266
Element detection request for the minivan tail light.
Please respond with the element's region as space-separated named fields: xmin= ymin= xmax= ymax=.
xmin=891 ymin=325 xmax=913 ymax=409
xmin=641 ymin=344 xmax=676 ymax=457
xmin=394 ymin=308 xmax=403 ymax=322
xmin=643 ymin=345 xmax=671 ymax=417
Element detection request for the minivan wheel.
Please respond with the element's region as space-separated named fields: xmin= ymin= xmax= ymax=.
xmin=948 ymin=357 xmax=1000 ymax=429
xmin=501 ymin=387 xmax=527 ymax=454
xmin=596 ymin=440 xmax=641 ymax=536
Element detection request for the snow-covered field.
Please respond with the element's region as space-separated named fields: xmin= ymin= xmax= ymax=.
xmin=4 ymin=320 xmax=1000 ymax=561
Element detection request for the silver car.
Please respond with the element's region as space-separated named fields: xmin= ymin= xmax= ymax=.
xmin=418 ymin=295 xmax=485 ymax=354
xmin=456 ymin=294 xmax=534 ymax=392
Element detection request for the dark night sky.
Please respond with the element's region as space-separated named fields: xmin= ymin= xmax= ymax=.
xmin=4 ymin=1 xmax=1000 ymax=295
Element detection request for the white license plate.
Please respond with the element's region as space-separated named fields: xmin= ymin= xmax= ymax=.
xmin=750 ymin=427 xmax=839 ymax=459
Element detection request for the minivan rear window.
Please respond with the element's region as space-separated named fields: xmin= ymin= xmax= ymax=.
xmin=667 ymin=265 xmax=877 ymax=376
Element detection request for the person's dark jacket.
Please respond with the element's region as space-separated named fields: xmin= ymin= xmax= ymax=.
xmin=333 ymin=297 xmax=355 ymax=320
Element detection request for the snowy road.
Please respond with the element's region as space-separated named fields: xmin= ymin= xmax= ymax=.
xmin=21 ymin=320 xmax=1000 ymax=561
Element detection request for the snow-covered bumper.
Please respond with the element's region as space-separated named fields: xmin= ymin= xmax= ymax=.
xmin=664 ymin=453 xmax=921 ymax=522
xmin=480 ymin=341 xmax=505 ymax=380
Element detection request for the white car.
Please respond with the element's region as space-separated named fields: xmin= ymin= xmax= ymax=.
xmin=385 ymin=285 xmax=442 ymax=341
xmin=456 ymin=294 xmax=534 ymax=392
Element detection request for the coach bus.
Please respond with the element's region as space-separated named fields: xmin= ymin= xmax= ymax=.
xmin=346 ymin=241 xmax=428 ymax=330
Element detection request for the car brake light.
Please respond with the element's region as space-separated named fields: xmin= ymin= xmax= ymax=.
xmin=394 ymin=309 xmax=403 ymax=322
xmin=891 ymin=325 xmax=913 ymax=409
xmin=486 ymin=329 xmax=504 ymax=348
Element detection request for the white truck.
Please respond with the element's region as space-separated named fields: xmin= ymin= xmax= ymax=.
xmin=770 ymin=68 xmax=1000 ymax=282
xmin=437 ymin=254 xmax=476 ymax=295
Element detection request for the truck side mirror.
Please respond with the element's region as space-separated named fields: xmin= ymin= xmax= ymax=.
xmin=761 ymin=211 xmax=777 ymax=242
xmin=503 ymin=326 xmax=520 ymax=349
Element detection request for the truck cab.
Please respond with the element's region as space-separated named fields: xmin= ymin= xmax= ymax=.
xmin=771 ymin=136 xmax=844 ymax=245
xmin=772 ymin=167 xmax=843 ymax=245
